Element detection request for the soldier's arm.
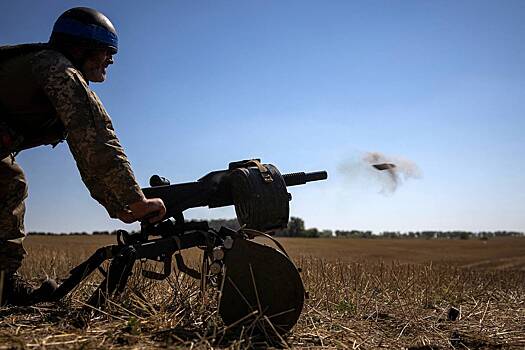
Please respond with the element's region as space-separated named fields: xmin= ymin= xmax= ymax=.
xmin=31 ymin=50 xmax=150 ymax=219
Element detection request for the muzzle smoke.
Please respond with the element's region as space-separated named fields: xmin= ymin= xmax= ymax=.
xmin=339 ymin=151 xmax=422 ymax=193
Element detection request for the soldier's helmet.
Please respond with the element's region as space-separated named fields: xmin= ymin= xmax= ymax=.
xmin=49 ymin=7 xmax=118 ymax=54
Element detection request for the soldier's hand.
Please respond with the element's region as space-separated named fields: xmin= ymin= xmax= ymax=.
xmin=117 ymin=198 xmax=166 ymax=224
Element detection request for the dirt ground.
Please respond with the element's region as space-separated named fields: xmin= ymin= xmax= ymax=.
xmin=1 ymin=236 xmax=524 ymax=349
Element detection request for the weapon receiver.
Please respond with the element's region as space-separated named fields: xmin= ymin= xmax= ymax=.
xmin=142 ymin=159 xmax=327 ymax=231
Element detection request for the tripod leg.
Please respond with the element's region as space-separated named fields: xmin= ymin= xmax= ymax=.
xmin=87 ymin=247 xmax=136 ymax=308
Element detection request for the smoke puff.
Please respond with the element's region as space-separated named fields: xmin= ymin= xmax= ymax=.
xmin=339 ymin=151 xmax=422 ymax=194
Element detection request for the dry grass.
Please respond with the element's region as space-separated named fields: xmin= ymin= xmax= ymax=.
xmin=1 ymin=236 xmax=524 ymax=349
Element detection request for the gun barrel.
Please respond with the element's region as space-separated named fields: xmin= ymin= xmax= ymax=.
xmin=283 ymin=171 xmax=327 ymax=187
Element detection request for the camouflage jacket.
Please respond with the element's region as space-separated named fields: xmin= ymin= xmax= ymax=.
xmin=0 ymin=48 xmax=144 ymax=217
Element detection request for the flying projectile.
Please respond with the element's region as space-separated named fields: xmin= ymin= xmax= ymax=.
xmin=372 ymin=163 xmax=396 ymax=171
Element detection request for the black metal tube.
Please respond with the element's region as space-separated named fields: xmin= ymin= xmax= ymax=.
xmin=283 ymin=171 xmax=328 ymax=187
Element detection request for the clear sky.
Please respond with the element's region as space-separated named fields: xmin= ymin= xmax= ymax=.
xmin=2 ymin=1 xmax=524 ymax=233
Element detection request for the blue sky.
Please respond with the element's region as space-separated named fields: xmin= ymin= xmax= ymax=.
xmin=2 ymin=1 xmax=524 ymax=233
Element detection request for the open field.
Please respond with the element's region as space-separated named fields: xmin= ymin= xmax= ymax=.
xmin=1 ymin=236 xmax=524 ymax=349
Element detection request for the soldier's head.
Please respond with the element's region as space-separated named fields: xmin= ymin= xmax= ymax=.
xmin=49 ymin=7 xmax=117 ymax=83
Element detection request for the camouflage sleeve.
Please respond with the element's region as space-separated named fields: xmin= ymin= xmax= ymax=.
xmin=30 ymin=50 xmax=144 ymax=218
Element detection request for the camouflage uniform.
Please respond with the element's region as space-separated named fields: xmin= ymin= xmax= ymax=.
xmin=0 ymin=47 xmax=144 ymax=274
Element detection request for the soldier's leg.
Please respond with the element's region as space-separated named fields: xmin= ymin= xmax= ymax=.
xmin=0 ymin=157 xmax=28 ymax=276
xmin=0 ymin=159 xmax=58 ymax=305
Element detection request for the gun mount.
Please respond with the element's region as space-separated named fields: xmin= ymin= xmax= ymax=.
xmin=48 ymin=159 xmax=328 ymax=335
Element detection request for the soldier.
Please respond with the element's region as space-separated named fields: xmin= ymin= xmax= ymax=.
xmin=0 ymin=7 xmax=166 ymax=305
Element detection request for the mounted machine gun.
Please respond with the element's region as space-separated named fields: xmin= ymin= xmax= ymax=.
xmin=48 ymin=159 xmax=327 ymax=334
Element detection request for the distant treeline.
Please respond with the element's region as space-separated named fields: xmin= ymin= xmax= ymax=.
xmin=272 ymin=217 xmax=524 ymax=239
xmin=27 ymin=217 xmax=524 ymax=239
xmin=331 ymin=230 xmax=524 ymax=239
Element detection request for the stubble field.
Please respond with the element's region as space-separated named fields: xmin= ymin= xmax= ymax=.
xmin=1 ymin=235 xmax=524 ymax=349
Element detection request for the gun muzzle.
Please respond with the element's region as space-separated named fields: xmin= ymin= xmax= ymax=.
xmin=283 ymin=171 xmax=328 ymax=187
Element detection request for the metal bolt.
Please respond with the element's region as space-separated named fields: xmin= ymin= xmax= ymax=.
xmin=210 ymin=262 xmax=222 ymax=274
xmin=212 ymin=247 xmax=225 ymax=261
xmin=224 ymin=236 xmax=234 ymax=249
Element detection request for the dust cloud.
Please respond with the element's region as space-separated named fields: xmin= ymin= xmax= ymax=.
xmin=339 ymin=151 xmax=422 ymax=193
